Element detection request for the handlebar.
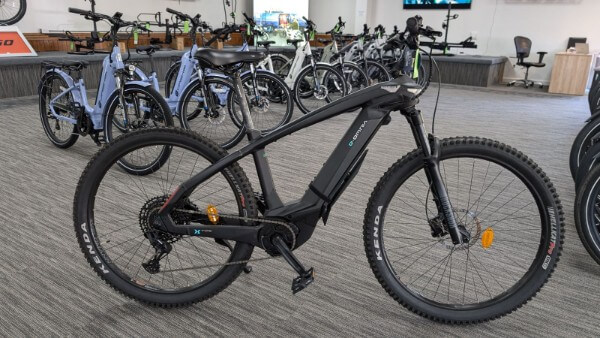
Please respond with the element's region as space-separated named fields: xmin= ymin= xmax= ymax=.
xmin=68 ymin=7 xmax=91 ymax=16
xmin=166 ymin=8 xmax=189 ymax=21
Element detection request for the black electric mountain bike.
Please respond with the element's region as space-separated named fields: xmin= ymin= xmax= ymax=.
xmin=0 ymin=0 xmax=26 ymax=25
xmin=73 ymin=19 xmax=564 ymax=324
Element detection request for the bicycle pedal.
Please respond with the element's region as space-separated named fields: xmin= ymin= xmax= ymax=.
xmin=292 ymin=268 xmax=314 ymax=294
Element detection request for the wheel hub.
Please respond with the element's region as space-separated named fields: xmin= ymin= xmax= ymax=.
xmin=313 ymin=86 xmax=328 ymax=100
xmin=206 ymin=106 xmax=226 ymax=125
xmin=251 ymin=97 xmax=270 ymax=114
xmin=139 ymin=195 xmax=199 ymax=244
xmin=429 ymin=209 xmax=482 ymax=251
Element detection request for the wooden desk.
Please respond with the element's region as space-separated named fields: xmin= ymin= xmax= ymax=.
xmin=549 ymin=52 xmax=593 ymax=95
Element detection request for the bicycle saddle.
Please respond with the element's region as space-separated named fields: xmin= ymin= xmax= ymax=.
xmin=287 ymin=39 xmax=303 ymax=47
xmin=257 ymin=40 xmax=275 ymax=47
xmin=195 ymin=48 xmax=266 ymax=67
xmin=136 ymin=45 xmax=161 ymax=55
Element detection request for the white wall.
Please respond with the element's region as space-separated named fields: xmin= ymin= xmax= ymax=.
xmin=16 ymin=0 xmax=252 ymax=33
xmin=16 ymin=0 xmax=366 ymax=35
xmin=15 ymin=0 xmax=599 ymax=83
xmin=368 ymin=0 xmax=600 ymax=83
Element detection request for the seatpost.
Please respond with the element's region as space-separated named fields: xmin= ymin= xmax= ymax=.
xmin=231 ymin=70 xmax=256 ymax=137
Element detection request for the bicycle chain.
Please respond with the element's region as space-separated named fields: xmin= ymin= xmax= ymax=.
xmin=156 ymin=209 xmax=297 ymax=274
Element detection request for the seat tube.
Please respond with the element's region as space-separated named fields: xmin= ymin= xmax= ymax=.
xmin=403 ymin=108 xmax=464 ymax=245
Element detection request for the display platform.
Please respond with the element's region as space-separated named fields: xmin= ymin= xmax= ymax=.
xmin=0 ymin=46 xmax=299 ymax=99
xmin=422 ymin=54 xmax=508 ymax=87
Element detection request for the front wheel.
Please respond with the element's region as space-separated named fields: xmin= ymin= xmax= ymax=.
xmin=569 ymin=116 xmax=600 ymax=180
xmin=363 ymin=137 xmax=563 ymax=323
xmin=230 ymin=70 xmax=294 ymax=133
xmin=104 ymin=84 xmax=174 ymax=176
xmin=335 ymin=62 xmax=369 ymax=94
xmin=575 ymin=164 xmax=600 ymax=265
xmin=293 ymin=64 xmax=348 ymax=114
xmin=178 ymin=77 xmax=245 ymax=149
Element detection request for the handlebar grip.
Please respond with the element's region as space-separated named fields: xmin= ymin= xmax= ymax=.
xmin=68 ymin=8 xmax=91 ymax=16
xmin=243 ymin=12 xmax=251 ymax=20
xmin=166 ymin=8 xmax=180 ymax=15
xmin=431 ymin=30 xmax=443 ymax=37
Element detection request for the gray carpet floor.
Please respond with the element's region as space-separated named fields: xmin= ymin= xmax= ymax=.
xmin=0 ymin=85 xmax=598 ymax=336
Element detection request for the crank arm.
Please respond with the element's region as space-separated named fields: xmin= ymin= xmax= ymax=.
xmin=155 ymin=215 xmax=262 ymax=246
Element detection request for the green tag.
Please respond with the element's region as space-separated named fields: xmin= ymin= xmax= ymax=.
xmin=183 ymin=20 xmax=190 ymax=34
xmin=378 ymin=32 xmax=381 ymax=39
xmin=247 ymin=23 xmax=251 ymax=35
xmin=133 ymin=29 xmax=139 ymax=45
xmin=70 ymin=41 xmax=74 ymax=50
xmin=145 ymin=22 xmax=150 ymax=30
xmin=334 ymin=24 xmax=340 ymax=34
xmin=412 ymin=50 xmax=420 ymax=78
xmin=310 ymin=31 xmax=315 ymax=41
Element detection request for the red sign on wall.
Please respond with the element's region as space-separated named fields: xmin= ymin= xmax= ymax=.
xmin=0 ymin=27 xmax=37 ymax=57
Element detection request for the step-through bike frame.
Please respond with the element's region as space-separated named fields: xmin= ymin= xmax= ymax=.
xmin=155 ymin=73 xmax=464 ymax=248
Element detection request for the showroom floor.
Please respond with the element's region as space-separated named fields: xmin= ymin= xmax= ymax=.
xmin=0 ymin=85 xmax=598 ymax=336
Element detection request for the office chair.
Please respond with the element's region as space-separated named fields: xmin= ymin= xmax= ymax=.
xmin=508 ymin=36 xmax=547 ymax=88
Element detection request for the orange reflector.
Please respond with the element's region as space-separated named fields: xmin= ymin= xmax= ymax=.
xmin=481 ymin=227 xmax=494 ymax=249
xmin=206 ymin=204 xmax=219 ymax=224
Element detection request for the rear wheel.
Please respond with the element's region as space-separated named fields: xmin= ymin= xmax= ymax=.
xmin=363 ymin=137 xmax=563 ymax=323
xmin=165 ymin=61 xmax=181 ymax=97
xmin=38 ymin=72 xmax=79 ymax=148
xmin=73 ymin=128 xmax=258 ymax=306
xmin=270 ymin=54 xmax=291 ymax=78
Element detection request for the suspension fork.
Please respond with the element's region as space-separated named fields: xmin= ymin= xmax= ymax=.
xmin=309 ymin=56 xmax=321 ymax=91
xmin=249 ymin=63 xmax=261 ymax=102
xmin=196 ymin=68 xmax=210 ymax=111
xmin=115 ymin=73 xmax=129 ymax=126
xmin=403 ymin=108 xmax=464 ymax=245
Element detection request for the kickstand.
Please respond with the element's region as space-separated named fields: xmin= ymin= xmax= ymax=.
xmin=271 ymin=236 xmax=314 ymax=294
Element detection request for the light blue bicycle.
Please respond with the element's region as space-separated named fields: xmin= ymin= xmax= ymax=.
xmin=136 ymin=8 xmax=293 ymax=149
xmin=39 ymin=8 xmax=173 ymax=175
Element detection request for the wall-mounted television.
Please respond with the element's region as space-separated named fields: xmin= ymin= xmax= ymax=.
xmin=253 ymin=0 xmax=309 ymax=29
xmin=403 ymin=1 xmax=472 ymax=10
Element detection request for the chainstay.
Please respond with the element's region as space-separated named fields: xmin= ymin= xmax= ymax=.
xmin=154 ymin=209 xmax=297 ymax=274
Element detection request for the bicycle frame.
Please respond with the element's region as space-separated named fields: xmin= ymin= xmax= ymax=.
xmin=156 ymin=75 xmax=464 ymax=248
xmin=46 ymin=45 xmax=150 ymax=130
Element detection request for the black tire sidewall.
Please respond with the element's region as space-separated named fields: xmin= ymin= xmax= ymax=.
xmin=178 ymin=77 xmax=245 ymax=150
xmin=38 ymin=72 xmax=79 ymax=148
xmin=570 ymin=116 xmax=600 ymax=180
xmin=0 ymin=0 xmax=26 ymax=25
xmin=575 ymin=165 xmax=600 ymax=264
xmin=73 ymin=128 xmax=257 ymax=305
xmin=363 ymin=138 xmax=562 ymax=322
xmin=293 ymin=64 xmax=347 ymax=114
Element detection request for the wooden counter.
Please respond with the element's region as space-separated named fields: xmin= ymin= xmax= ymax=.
xmin=549 ymin=52 xmax=593 ymax=95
